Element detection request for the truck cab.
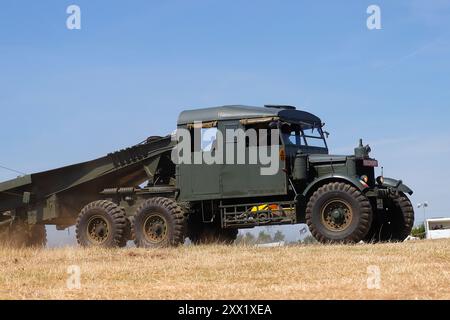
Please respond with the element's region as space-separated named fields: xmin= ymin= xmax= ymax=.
xmin=175 ymin=105 xmax=414 ymax=244
xmin=176 ymin=105 xmax=327 ymax=201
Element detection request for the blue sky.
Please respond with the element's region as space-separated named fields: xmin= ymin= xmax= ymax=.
xmin=1 ymin=1 xmax=450 ymax=243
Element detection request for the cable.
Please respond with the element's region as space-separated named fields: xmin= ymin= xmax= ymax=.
xmin=0 ymin=164 xmax=26 ymax=176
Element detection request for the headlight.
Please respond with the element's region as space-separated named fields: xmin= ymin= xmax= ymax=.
xmin=376 ymin=176 xmax=384 ymax=185
xmin=360 ymin=175 xmax=369 ymax=183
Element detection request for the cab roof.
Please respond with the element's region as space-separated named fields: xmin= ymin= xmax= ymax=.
xmin=177 ymin=105 xmax=322 ymax=126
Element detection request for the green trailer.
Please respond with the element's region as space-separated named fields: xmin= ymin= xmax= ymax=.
xmin=0 ymin=135 xmax=175 ymax=246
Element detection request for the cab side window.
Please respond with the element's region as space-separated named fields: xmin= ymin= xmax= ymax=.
xmin=201 ymin=127 xmax=218 ymax=152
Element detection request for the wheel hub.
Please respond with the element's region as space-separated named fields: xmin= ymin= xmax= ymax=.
xmin=331 ymin=208 xmax=345 ymax=222
xmin=143 ymin=214 xmax=168 ymax=243
xmin=321 ymin=199 xmax=353 ymax=232
xmin=87 ymin=216 xmax=110 ymax=244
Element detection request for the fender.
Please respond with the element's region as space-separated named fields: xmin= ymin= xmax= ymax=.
xmin=382 ymin=177 xmax=413 ymax=195
xmin=302 ymin=174 xmax=369 ymax=198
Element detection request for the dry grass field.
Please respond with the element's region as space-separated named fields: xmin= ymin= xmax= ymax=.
xmin=0 ymin=239 xmax=449 ymax=300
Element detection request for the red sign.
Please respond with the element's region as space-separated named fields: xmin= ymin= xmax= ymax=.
xmin=363 ymin=159 xmax=379 ymax=167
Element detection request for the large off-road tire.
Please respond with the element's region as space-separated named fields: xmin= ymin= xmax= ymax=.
xmin=0 ymin=222 xmax=47 ymax=248
xmin=189 ymin=224 xmax=238 ymax=245
xmin=76 ymin=200 xmax=127 ymax=248
xmin=365 ymin=193 xmax=414 ymax=242
xmin=133 ymin=197 xmax=186 ymax=248
xmin=306 ymin=182 xmax=372 ymax=243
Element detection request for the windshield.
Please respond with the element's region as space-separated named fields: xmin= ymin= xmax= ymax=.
xmin=280 ymin=122 xmax=327 ymax=149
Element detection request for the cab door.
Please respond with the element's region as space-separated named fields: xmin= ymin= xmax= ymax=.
xmin=220 ymin=120 xmax=286 ymax=198
xmin=177 ymin=123 xmax=221 ymax=200
xmin=192 ymin=126 xmax=220 ymax=196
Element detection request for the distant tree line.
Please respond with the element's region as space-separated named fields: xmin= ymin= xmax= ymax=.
xmin=235 ymin=230 xmax=285 ymax=245
xmin=235 ymin=229 xmax=318 ymax=245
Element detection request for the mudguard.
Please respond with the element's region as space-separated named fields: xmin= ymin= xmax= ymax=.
xmin=302 ymin=174 xmax=369 ymax=197
xmin=382 ymin=177 xmax=413 ymax=195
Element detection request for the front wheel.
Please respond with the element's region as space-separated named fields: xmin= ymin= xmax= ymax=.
xmin=306 ymin=182 xmax=373 ymax=243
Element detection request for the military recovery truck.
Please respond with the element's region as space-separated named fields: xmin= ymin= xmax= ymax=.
xmin=0 ymin=105 xmax=414 ymax=247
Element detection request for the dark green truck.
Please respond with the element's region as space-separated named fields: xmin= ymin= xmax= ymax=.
xmin=0 ymin=105 xmax=414 ymax=247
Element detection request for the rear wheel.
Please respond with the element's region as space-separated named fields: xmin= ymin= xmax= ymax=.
xmin=306 ymin=182 xmax=372 ymax=243
xmin=365 ymin=193 xmax=414 ymax=242
xmin=76 ymin=200 xmax=127 ymax=248
xmin=133 ymin=197 xmax=186 ymax=248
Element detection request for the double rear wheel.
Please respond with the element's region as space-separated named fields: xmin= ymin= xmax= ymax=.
xmin=76 ymin=197 xmax=187 ymax=248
